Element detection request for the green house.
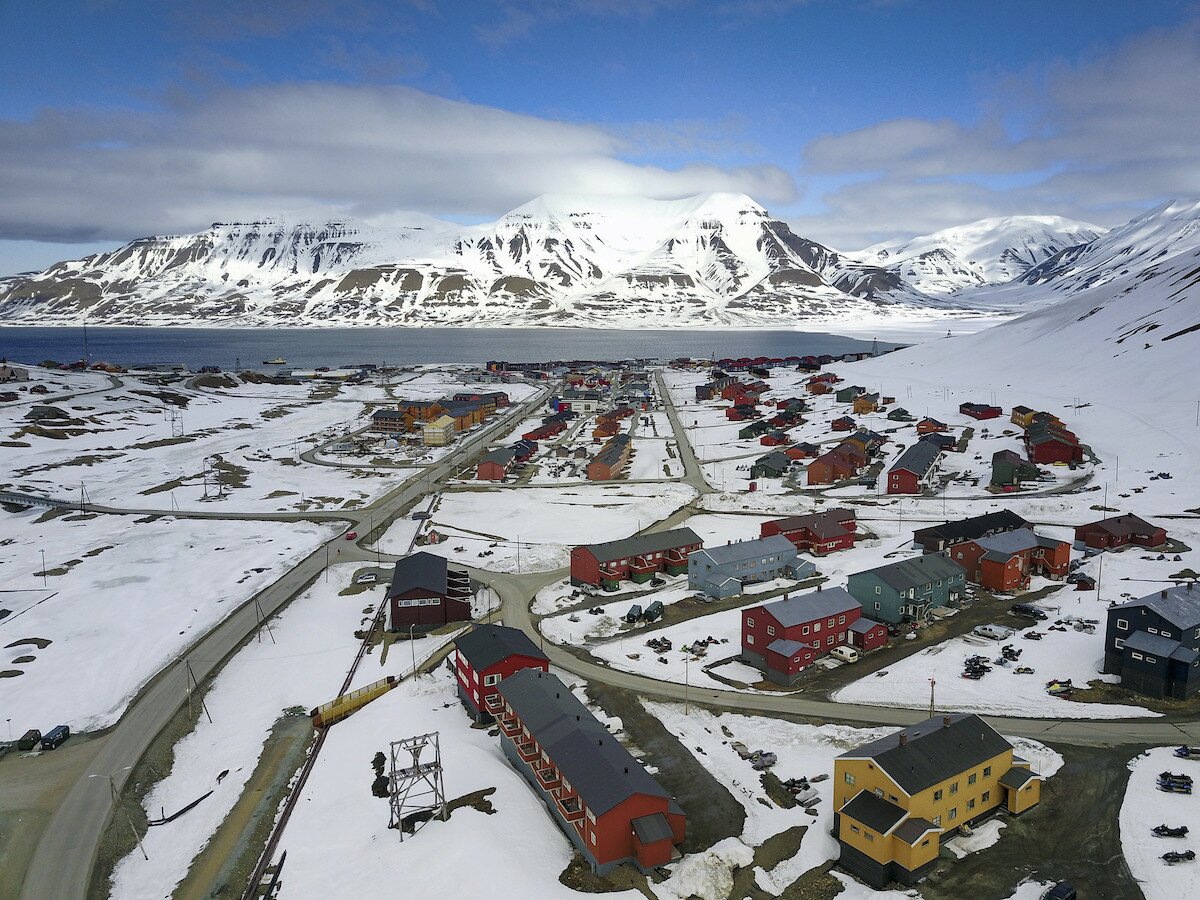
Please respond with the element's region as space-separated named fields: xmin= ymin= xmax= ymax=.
xmin=887 ymin=407 xmax=913 ymax=422
xmin=846 ymin=554 xmax=967 ymax=624
xmin=835 ymin=385 xmax=866 ymax=403
xmin=991 ymin=449 xmax=1041 ymax=486
xmin=739 ymin=420 xmax=770 ymax=440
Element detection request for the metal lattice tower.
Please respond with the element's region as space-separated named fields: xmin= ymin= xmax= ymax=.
xmin=387 ymin=732 xmax=447 ymax=840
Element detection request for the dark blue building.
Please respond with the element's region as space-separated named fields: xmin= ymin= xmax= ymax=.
xmin=1103 ymin=585 xmax=1200 ymax=699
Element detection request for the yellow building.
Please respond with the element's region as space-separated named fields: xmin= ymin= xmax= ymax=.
xmin=833 ymin=714 xmax=1041 ymax=889
xmin=852 ymin=393 xmax=880 ymax=415
xmin=422 ymin=414 xmax=456 ymax=447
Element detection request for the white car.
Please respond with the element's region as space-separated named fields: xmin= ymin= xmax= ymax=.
xmin=355 ymin=573 xmax=378 ymax=585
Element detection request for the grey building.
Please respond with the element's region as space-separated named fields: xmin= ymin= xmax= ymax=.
xmin=688 ymin=535 xmax=812 ymax=599
xmin=912 ymin=510 xmax=1030 ymax=553
xmin=846 ymin=555 xmax=967 ymax=624
xmin=1103 ymin=585 xmax=1200 ymax=699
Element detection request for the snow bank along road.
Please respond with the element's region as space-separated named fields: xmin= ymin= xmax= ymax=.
xmin=16 ymin=383 xmax=551 ymax=900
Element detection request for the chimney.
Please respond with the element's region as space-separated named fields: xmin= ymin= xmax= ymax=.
xmin=816 ymin=584 xmax=822 ymax=592
xmin=576 ymin=715 xmax=580 ymax=721
xmin=555 ymin=692 xmax=560 ymax=699
xmin=624 ymin=767 xmax=629 ymax=774
xmin=899 ymin=733 xmax=908 ymax=746
xmin=598 ymin=738 xmax=603 ymax=746
xmin=1162 ymin=590 xmax=1168 ymax=599
xmin=943 ymin=716 xmax=951 ymax=727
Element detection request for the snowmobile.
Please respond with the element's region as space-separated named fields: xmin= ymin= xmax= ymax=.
xmin=1157 ymin=778 xmax=1193 ymax=795
xmin=1152 ymin=824 xmax=1189 ymax=838
xmin=1174 ymin=746 xmax=1200 ymax=760
xmin=1159 ymin=771 xmax=1193 ymax=785
xmin=1014 ymin=666 xmax=1036 ymax=675
xmin=1162 ymin=850 xmax=1196 ymax=865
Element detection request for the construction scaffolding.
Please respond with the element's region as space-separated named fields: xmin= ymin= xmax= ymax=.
xmin=387 ymin=732 xmax=447 ymax=840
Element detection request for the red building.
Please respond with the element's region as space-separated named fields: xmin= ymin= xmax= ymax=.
xmin=806 ymin=450 xmax=859 ymax=486
xmin=887 ymin=441 xmax=941 ymax=495
xmin=1024 ymin=420 xmax=1083 ymax=464
xmin=1075 ymin=514 xmax=1168 ymax=550
xmin=760 ymin=430 xmax=790 ymax=446
xmin=848 ymin=618 xmax=889 ymax=651
xmin=454 ymin=390 xmax=510 ymax=408
xmin=831 ymin=416 xmax=856 ymax=432
xmin=740 ymin=588 xmax=880 ymax=685
xmin=916 ymin=418 xmax=948 ymax=435
xmin=959 ymin=402 xmax=1003 ymax=420
xmin=454 ymin=624 xmax=549 ymax=723
xmin=524 ymin=421 xmax=566 ymax=441
xmin=387 ymin=552 xmax=473 ymax=630
xmin=587 ymin=433 xmax=632 ymax=480
xmin=496 ymin=669 xmax=685 ymax=874
xmin=950 ymin=527 xmax=1071 ymax=592
xmin=760 ymin=509 xmax=857 ymax=555
xmin=725 ymin=404 xmax=758 ymax=421
xmin=476 ymin=447 xmax=516 ymax=481
xmin=786 ymin=442 xmax=821 ymax=460
xmin=570 ymin=528 xmax=702 ymax=588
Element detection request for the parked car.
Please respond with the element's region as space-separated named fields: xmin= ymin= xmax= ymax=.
xmin=1043 ymin=883 xmax=1076 ymax=900
xmin=1011 ymin=603 xmax=1048 ymax=620
xmin=411 ymin=512 xmax=432 ymax=520
xmin=345 ymin=531 xmax=358 ymax=540
xmin=974 ymin=624 xmax=1016 ymax=641
xmin=40 ymin=724 xmax=70 ymax=751
xmin=830 ymin=646 xmax=860 ymax=664
xmin=355 ymin=573 xmax=377 ymax=585
xmin=17 ymin=729 xmax=41 ymax=751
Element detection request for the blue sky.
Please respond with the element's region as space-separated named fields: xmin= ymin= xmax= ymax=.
xmin=2 ymin=0 xmax=1199 ymax=271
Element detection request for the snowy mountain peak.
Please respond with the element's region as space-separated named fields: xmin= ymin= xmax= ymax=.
xmin=853 ymin=215 xmax=1107 ymax=295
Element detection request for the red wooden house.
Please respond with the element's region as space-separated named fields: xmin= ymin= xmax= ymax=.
xmin=741 ymin=588 xmax=879 ymax=685
xmin=726 ymin=404 xmax=759 ymax=421
xmin=760 ymin=509 xmax=857 ymax=555
xmin=848 ymin=618 xmax=889 ymax=651
xmin=831 ymin=416 xmax=856 ymax=432
xmin=1025 ymin=425 xmax=1083 ymax=464
xmin=570 ymin=528 xmax=702 ymax=588
xmin=959 ymin=402 xmax=1003 ymax=420
xmin=387 ymin=552 xmax=473 ymax=630
xmin=587 ymin=434 xmax=631 ymax=480
xmin=786 ymin=442 xmax=821 ymax=460
xmin=760 ymin=430 xmax=790 ymax=446
xmin=1075 ymin=514 xmax=1167 ymax=550
xmin=524 ymin=421 xmax=566 ymax=441
xmin=496 ymin=670 xmax=685 ymax=874
xmin=806 ymin=450 xmax=859 ymax=486
xmin=887 ymin=441 xmax=941 ymax=495
xmin=916 ymin=418 xmax=948 ymax=434
xmin=949 ymin=527 xmax=1070 ymax=592
xmin=476 ymin=447 xmax=516 ymax=481
xmin=455 ymin=624 xmax=549 ymax=723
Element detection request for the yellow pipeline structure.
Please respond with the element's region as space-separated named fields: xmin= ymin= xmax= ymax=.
xmin=310 ymin=675 xmax=399 ymax=728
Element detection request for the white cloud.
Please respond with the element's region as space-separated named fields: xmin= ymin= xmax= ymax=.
xmin=0 ymin=83 xmax=796 ymax=244
xmin=791 ymin=18 xmax=1200 ymax=248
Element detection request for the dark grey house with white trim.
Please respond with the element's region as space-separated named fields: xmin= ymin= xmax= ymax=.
xmin=1103 ymin=584 xmax=1200 ymax=699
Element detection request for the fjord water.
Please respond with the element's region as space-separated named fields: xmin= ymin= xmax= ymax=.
xmin=0 ymin=327 xmax=898 ymax=370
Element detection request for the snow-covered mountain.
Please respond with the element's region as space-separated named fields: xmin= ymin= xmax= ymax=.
xmin=0 ymin=193 xmax=969 ymax=328
xmin=851 ymin=215 xmax=1107 ymax=296
xmin=846 ymin=199 xmax=1200 ymax=401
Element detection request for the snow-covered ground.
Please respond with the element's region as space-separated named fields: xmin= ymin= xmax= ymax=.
xmin=394 ymin=483 xmax=696 ymax=573
xmin=0 ymin=506 xmax=337 ymax=729
xmin=832 ymin=609 xmax=1156 ymax=719
xmin=276 ymin=666 xmax=645 ymax=900
xmin=1120 ymin=746 xmax=1200 ymax=900
xmin=628 ymin=437 xmax=684 ymax=480
xmin=641 ymin=702 xmax=1062 ymax=896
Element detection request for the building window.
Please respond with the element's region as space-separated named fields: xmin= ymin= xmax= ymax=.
xmin=1114 ymin=638 xmax=1125 ymax=649
xmin=968 ymin=773 xmax=977 ymax=785
xmin=747 ymin=618 xmax=755 ymax=627
xmin=586 ymin=810 xmax=596 ymax=824
xmin=850 ymin=824 xmax=860 ymax=833
xmin=767 ymin=626 xmax=775 ymax=636
xmin=1148 ymin=627 xmax=1158 ymax=635
xmin=844 ymin=772 xmax=856 ymax=786
xmin=864 ymin=832 xmax=875 ymax=842
xmin=968 ymin=798 xmax=976 ymax=810
xmin=590 ymin=832 xmax=597 ymax=845
xmin=875 ymin=586 xmax=881 ymax=594
xmin=932 ymin=816 xmax=941 ymax=827
xmin=814 ymin=622 xmax=822 ymax=633
xmin=934 ymin=789 xmax=943 ymax=801
xmin=982 ymin=791 xmax=990 ymax=803
xmin=921 ymin=839 xmax=931 ymax=847
xmin=747 ymin=635 xmax=754 ymax=645
xmin=874 ymin=602 xmax=881 ymax=611
xmin=802 ymin=625 xmax=810 ymax=635
xmin=948 ymin=808 xmax=957 ymax=821
xmin=483 ymin=674 xmax=500 ymax=686
xmin=838 ymin=615 xmax=846 ymax=625
xmin=983 ymin=766 xmax=991 ymax=777
xmin=1131 ymin=651 xmax=1143 ymax=660
xmin=950 ymin=782 xmax=958 ymax=795
xmin=1147 ymin=656 xmax=1158 ymax=664
xmin=1116 ymin=618 xmax=1129 ymax=631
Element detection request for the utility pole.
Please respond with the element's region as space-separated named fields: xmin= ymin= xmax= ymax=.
xmin=409 ymin=624 xmax=418 ymax=676
xmin=185 ymin=659 xmax=213 ymax=723
xmin=255 ymin=598 xmax=276 ymax=644
xmin=684 ymin=655 xmax=690 ymax=715
xmin=40 ymin=549 xmax=47 ymax=586
xmin=928 ymin=678 xmax=936 ymax=718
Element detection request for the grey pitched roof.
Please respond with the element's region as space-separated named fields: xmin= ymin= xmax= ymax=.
xmin=840 ymin=790 xmax=907 ymax=833
xmin=863 ymin=554 xmax=966 ymax=592
xmin=766 ymin=638 xmax=809 ymax=657
xmin=763 ymin=587 xmax=860 ymax=628
xmin=849 ymin=618 xmax=883 ymax=634
xmin=481 ymin=447 xmax=517 ymax=467
xmin=455 ymin=624 xmax=547 ymax=671
xmin=894 ymin=817 xmax=939 ymax=845
xmin=890 ymin=440 xmax=941 ymax=477
xmin=913 ymin=510 xmax=1029 ymax=546
xmin=581 ymin=527 xmax=702 ymax=564
xmin=998 ymin=767 xmax=1039 ymax=790
xmin=764 ymin=509 xmax=855 ymax=538
xmin=693 ymin=535 xmax=796 ymax=567
xmin=1112 ymin=586 xmax=1200 ymax=631
xmin=387 ymin=552 xmax=449 ymax=599
xmin=631 ymin=812 xmax=674 ymax=844
xmin=754 ymin=450 xmax=791 ymax=471
xmin=975 ymin=528 xmax=1042 ymax=555
xmin=838 ymin=714 xmax=1012 ymax=796
xmin=1084 ymin=513 xmax=1161 ymax=538
xmin=1123 ymin=629 xmax=1181 ymax=658
xmin=497 ymin=670 xmax=671 ymax=815
xmin=1171 ymin=645 xmax=1200 ymax=664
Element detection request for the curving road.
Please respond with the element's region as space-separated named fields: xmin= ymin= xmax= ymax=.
xmin=17 ymin=383 xmax=551 ymax=900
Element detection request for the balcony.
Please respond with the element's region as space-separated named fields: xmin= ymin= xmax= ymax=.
xmin=629 ymin=557 xmax=659 ymax=575
xmin=537 ymin=767 xmax=561 ymax=790
xmin=483 ymin=694 xmax=505 ymax=715
xmin=517 ymin=741 xmax=539 ymax=762
xmin=499 ymin=716 xmax=521 ymax=737
xmin=556 ymin=793 xmax=585 ymax=822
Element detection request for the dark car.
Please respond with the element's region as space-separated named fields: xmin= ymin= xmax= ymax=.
xmin=1043 ymin=882 xmax=1076 ymax=900
xmin=1011 ymin=603 xmax=1049 ymax=620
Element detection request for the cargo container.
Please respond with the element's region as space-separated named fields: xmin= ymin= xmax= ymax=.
xmin=17 ymin=729 xmax=41 ymax=751
xmin=40 ymin=724 xmax=70 ymax=751
xmin=624 ymin=604 xmax=643 ymax=623
xmin=643 ymin=600 xmax=665 ymax=622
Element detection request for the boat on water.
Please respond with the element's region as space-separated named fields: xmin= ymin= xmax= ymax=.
xmin=262 ymin=357 xmax=287 ymax=365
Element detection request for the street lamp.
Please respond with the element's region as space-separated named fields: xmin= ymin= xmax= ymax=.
xmin=409 ymin=623 xmax=418 ymax=675
xmin=39 ymin=549 xmax=46 ymax=586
